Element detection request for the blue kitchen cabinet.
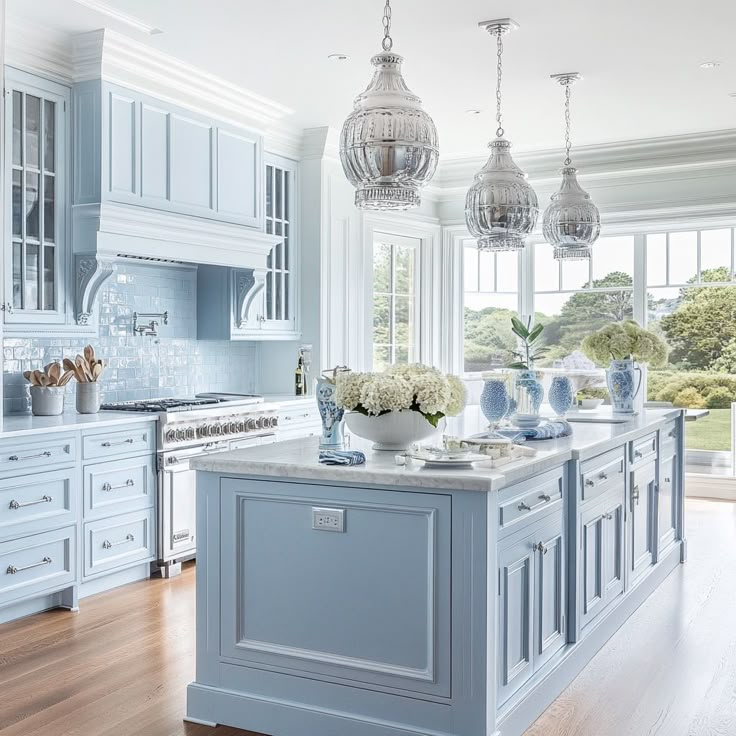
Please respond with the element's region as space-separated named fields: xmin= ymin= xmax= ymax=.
xmin=3 ymin=67 xmax=72 ymax=332
xmin=629 ymin=458 xmax=657 ymax=586
xmin=75 ymin=81 xmax=263 ymax=228
xmin=197 ymin=155 xmax=300 ymax=341
xmin=497 ymin=509 xmax=566 ymax=706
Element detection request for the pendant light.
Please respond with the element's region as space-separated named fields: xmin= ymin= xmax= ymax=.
xmin=339 ymin=0 xmax=439 ymax=210
xmin=465 ymin=19 xmax=538 ymax=252
xmin=543 ymin=73 xmax=601 ymax=260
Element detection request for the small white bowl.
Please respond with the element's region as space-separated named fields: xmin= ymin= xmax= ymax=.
xmin=580 ymin=398 xmax=604 ymax=410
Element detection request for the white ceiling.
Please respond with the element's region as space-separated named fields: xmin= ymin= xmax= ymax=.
xmin=8 ymin=0 xmax=736 ymax=158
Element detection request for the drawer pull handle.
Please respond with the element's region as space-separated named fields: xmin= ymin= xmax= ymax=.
xmin=9 ymin=495 xmax=52 ymax=510
xmin=632 ymin=485 xmax=640 ymax=510
xmin=668 ymin=430 xmax=676 ymax=438
xmin=664 ymin=476 xmax=671 ymax=483
xmin=8 ymin=451 xmax=52 ymax=462
xmin=585 ymin=479 xmax=595 ymax=487
xmin=101 ymin=439 xmax=135 ymax=448
xmin=634 ymin=450 xmax=643 ymax=458
xmin=7 ymin=556 xmax=52 ymax=575
xmin=599 ymin=472 xmax=608 ymax=481
xmin=101 ymin=479 xmax=135 ymax=492
xmin=603 ymin=512 xmax=613 ymax=520
xmin=518 ymin=501 xmax=532 ymax=511
xmin=538 ymin=494 xmax=552 ymax=502
xmin=102 ymin=534 xmax=134 ymax=549
xmin=533 ymin=542 xmax=548 ymax=554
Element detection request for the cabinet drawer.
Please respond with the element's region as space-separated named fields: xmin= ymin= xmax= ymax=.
xmin=278 ymin=406 xmax=320 ymax=427
xmin=83 ymin=509 xmax=155 ymax=578
xmin=0 ymin=434 xmax=76 ymax=477
xmin=0 ymin=526 xmax=76 ymax=606
xmin=498 ymin=470 xmax=564 ymax=533
xmin=0 ymin=469 xmax=75 ymax=540
xmin=83 ymin=455 xmax=156 ymax=519
xmin=82 ymin=423 xmax=155 ymax=461
xmin=580 ymin=449 xmax=625 ymax=504
xmin=631 ymin=433 xmax=657 ymax=465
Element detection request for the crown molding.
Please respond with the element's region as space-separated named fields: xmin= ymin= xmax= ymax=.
xmin=437 ymin=129 xmax=736 ymax=190
xmin=5 ymin=15 xmax=74 ymax=84
xmin=71 ymin=29 xmax=294 ymax=134
xmin=301 ymin=127 xmax=341 ymax=162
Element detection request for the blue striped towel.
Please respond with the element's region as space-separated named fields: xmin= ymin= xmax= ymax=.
xmin=319 ymin=450 xmax=366 ymax=466
xmin=495 ymin=419 xmax=572 ymax=441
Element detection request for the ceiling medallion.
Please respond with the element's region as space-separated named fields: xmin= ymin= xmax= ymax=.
xmin=339 ymin=0 xmax=439 ymax=210
xmin=465 ymin=19 xmax=538 ymax=252
xmin=543 ymin=73 xmax=601 ymax=260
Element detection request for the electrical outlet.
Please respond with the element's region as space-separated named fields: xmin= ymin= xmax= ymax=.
xmin=312 ymin=507 xmax=345 ymax=532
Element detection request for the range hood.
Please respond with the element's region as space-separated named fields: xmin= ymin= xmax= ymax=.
xmin=74 ymin=202 xmax=280 ymax=325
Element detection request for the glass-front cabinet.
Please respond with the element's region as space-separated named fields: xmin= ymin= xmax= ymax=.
xmin=4 ymin=68 xmax=69 ymax=328
xmin=263 ymin=154 xmax=298 ymax=335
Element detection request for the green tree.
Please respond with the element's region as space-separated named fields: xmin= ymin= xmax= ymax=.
xmin=660 ymin=267 xmax=736 ymax=369
xmin=464 ymin=306 xmax=518 ymax=368
xmin=539 ymin=272 xmax=634 ymax=363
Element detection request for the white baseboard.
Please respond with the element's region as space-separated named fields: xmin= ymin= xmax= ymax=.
xmin=685 ymin=473 xmax=736 ymax=501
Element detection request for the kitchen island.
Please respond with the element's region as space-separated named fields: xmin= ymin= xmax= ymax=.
xmin=186 ymin=408 xmax=686 ymax=736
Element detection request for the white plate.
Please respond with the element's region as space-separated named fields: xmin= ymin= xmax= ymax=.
xmin=408 ymin=450 xmax=488 ymax=468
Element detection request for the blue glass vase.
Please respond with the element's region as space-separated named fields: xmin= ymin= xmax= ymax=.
xmin=549 ymin=376 xmax=574 ymax=417
xmin=316 ymin=378 xmax=345 ymax=448
xmin=480 ymin=379 xmax=510 ymax=427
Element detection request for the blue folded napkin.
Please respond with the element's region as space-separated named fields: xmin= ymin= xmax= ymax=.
xmin=318 ymin=450 xmax=366 ymax=466
xmin=495 ymin=419 xmax=572 ymax=441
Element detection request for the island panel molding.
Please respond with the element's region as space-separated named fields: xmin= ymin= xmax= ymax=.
xmin=219 ymin=484 xmax=451 ymax=698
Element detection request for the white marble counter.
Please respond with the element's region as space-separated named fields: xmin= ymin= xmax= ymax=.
xmin=192 ymin=407 xmax=682 ymax=492
xmin=0 ymin=411 xmax=157 ymax=439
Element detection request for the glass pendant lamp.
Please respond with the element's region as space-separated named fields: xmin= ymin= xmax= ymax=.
xmin=465 ymin=19 xmax=538 ymax=252
xmin=543 ymin=73 xmax=601 ymax=260
xmin=339 ymin=0 xmax=439 ymax=210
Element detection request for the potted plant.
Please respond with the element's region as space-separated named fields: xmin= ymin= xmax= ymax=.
xmin=23 ymin=363 xmax=75 ymax=416
xmin=581 ymin=320 xmax=668 ymax=414
xmin=507 ymin=317 xmax=548 ymax=426
xmin=334 ymin=364 xmax=466 ymax=450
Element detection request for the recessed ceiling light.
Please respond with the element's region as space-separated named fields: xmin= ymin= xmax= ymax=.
xmin=699 ymin=61 xmax=721 ymax=69
xmin=466 ymin=109 xmax=483 ymax=115
xmin=328 ymin=53 xmax=350 ymax=62
xmin=729 ymin=92 xmax=736 ymax=98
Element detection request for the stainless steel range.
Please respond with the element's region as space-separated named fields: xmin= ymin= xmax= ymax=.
xmin=101 ymin=394 xmax=278 ymax=577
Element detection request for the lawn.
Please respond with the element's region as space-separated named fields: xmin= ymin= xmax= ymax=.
xmin=685 ymin=408 xmax=731 ymax=452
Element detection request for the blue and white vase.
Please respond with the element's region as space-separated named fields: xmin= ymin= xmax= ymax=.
xmin=606 ymin=359 xmax=642 ymax=414
xmin=513 ymin=370 xmax=544 ymax=422
xmin=549 ymin=376 xmax=574 ymax=417
xmin=480 ymin=379 xmax=510 ymax=427
xmin=316 ymin=378 xmax=345 ymax=449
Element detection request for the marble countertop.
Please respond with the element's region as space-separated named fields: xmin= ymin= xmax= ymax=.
xmin=0 ymin=411 xmax=157 ymax=439
xmin=192 ymin=407 xmax=682 ymax=493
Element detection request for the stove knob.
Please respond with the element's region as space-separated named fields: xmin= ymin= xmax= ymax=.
xmin=228 ymin=421 xmax=238 ymax=434
xmin=165 ymin=429 xmax=177 ymax=443
xmin=213 ymin=423 xmax=223 ymax=436
xmin=236 ymin=420 xmax=246 ymax=433
xmin=200 ymin=424 xmax=213 ymax=438
xmin=245 ymin=418 xmax=257 ymax=432
xmin=269 ymin=416 xmax=278 ymax=428
xmin=186 ymin=427 xmax=196 ymax=440
xmin=175 ymin=428 xmax=186 ymax=441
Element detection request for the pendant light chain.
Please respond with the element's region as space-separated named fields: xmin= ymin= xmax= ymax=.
xmin=564 ymin=81 xmax=572 ymax=166
xmin=495 ymin=30 xmax=504 ymax=138
xmin=382 ymin=0 xmax=393 ymax=51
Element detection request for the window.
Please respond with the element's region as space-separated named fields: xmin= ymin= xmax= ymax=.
xmin=463 ymin=242 xmax=519 ymax=371
xmin=372 ymin=233 xmax=420 ymax=371
xmin=264 ymin=157 xmax=295 ymax=327
xmin=533 ymin=235 xmax=635 ymax=365
xmin=5 ymin=70 xmax=68 ymax=321
xmin=645 ymin=228 xmax=736 ymax=475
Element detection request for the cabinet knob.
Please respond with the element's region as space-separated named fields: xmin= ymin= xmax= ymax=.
xmin=599 ymin=472 xmax=608 ymax=481
xmin=664 ymin=476 xmax=671 ymax=483
xmin=634 ymin=450 xmax=643 ymax=458
xmin=517 ymin=501 xmax=532 ymax=511
xmin=538 ymin=493 xmax=551 ymax=502
xmin=533 ymin=542 xmax=548 ymax=554
xmin=585 ymin=479 xmax=595 ymax=487
xmin=632 ymin=485 xmax=640 ymax=503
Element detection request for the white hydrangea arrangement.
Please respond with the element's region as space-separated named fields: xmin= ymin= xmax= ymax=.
xmin=582 ymin=320 xmax=668 ymax=367
xmin=334 ymin=363 xmax=467 ymax=427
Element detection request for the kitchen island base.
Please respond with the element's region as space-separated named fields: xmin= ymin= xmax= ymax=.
xmin=186 ymin=410 xmax=685 ymax=736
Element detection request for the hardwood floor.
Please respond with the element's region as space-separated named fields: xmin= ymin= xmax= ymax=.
xmin=0 ymin=499 xmax=734 ymax=736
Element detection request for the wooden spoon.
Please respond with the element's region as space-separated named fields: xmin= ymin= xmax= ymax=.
xmin=34 ymin=370 xmax=49 ymax=387
xmin=47 ymin=363 xmax=61 ymax=385
xmin=58 ymin=370 xmax=75 ymax=387
xmin=23 ymin=370 xmax=35 ymax=384
xmin=84 ymin=344 xmax=95 ymax=367
xmin=75 ymin=355 xmax=92 ymax=382
xmin=63 ymin=358 xmax=83 ymax=382
xmin=92 ymin=362 xmax=103 ymax=381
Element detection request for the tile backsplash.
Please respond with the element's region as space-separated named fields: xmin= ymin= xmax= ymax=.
xmin=3 ymin=263 xmax=257 ymax=414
